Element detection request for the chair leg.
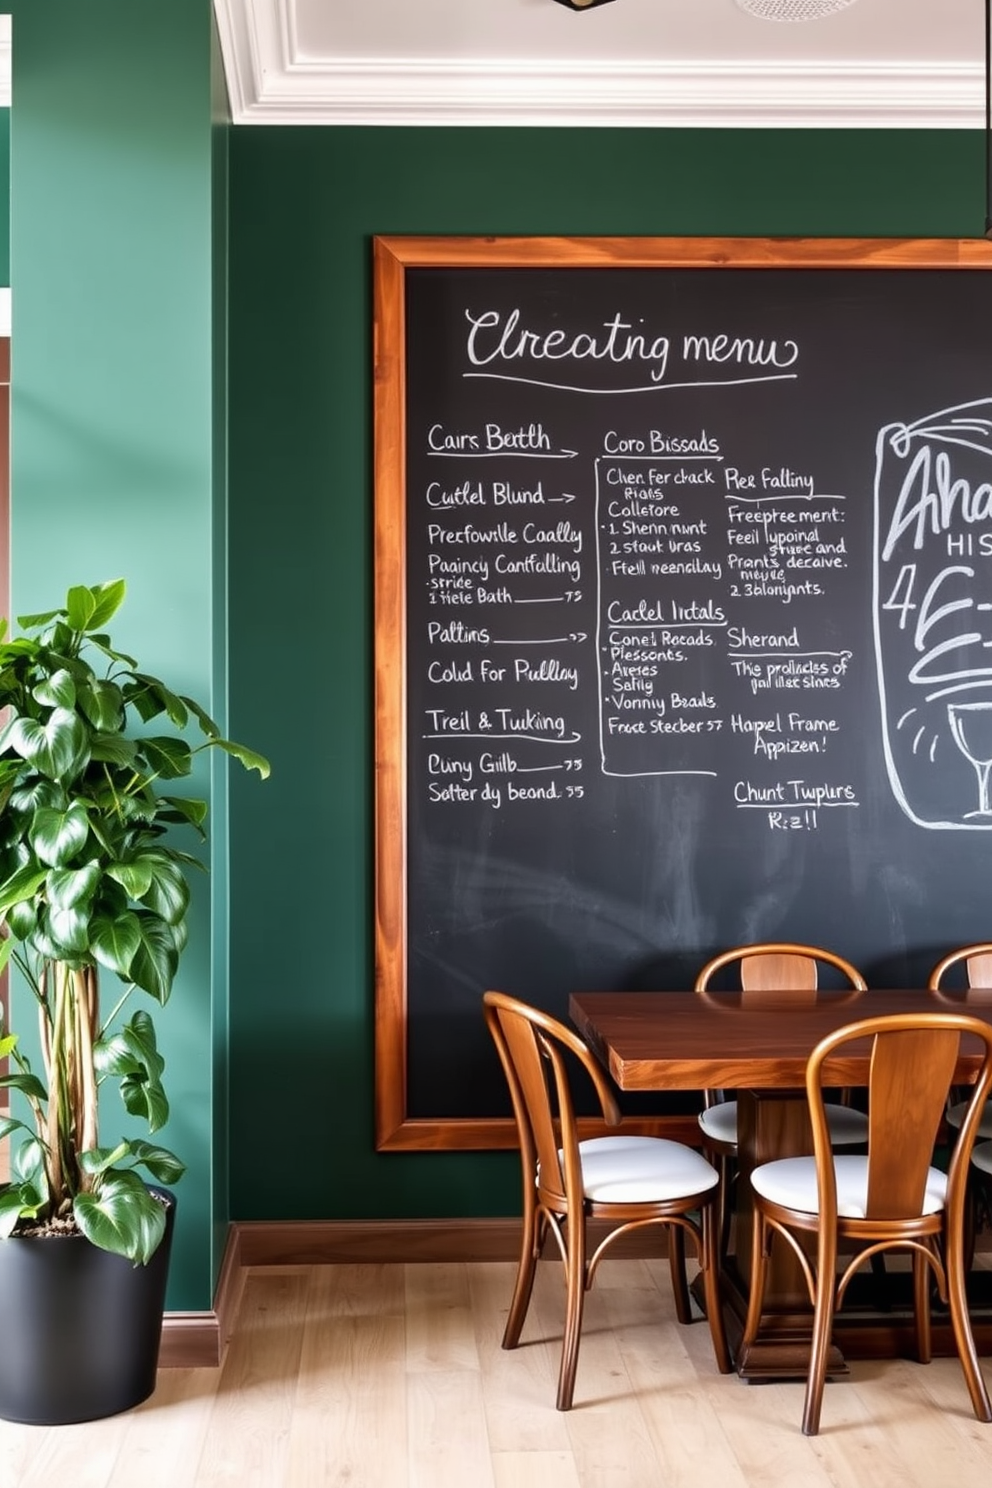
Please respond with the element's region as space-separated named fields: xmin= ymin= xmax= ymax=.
xmin=720 ymin=1157 xmax=737 ymax=1259
xmin=556 ymin=1208 xmax=587 ymax=1411
xmin=945 ymin=1212 xmax=992 ymax=1423
xmin=739 ymin=1202 xmax=770 ymax=1360
xmin=668 ymin=1222 xmax=692 ymax=1325
xmin=503 ymin=1198 xmax=546 ymax=1349
xmin=803 ymin=1225 xmax=838 ymax=1437
xmin=700 ymin=1199 xmax=732 ymax=1374
xmin=912 ymin=1247 xmax=932 ymax=1365
xmin=963 ymin=1174 xmax=979 ymax=1276
xmin=704 ymin=1148 xmax=735 ymax=1263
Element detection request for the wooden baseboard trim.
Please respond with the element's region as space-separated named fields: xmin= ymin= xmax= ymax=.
xmin=159 ymin=1222 xmax=245 ymax=1369
xmin=234 ymin=1215 xmax=679 ymax=1267
xmin=235 ymin=1217 xmax=527 ymax=1267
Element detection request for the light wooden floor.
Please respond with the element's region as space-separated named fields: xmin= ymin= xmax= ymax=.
xmin=3 ymin=1256 xmax=992 ymax=1487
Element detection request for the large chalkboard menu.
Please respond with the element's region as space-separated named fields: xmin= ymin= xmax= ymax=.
xmin=373 ymin=236 xmax=992 ymax=1150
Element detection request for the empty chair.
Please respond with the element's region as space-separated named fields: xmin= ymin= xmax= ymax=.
xmin=694 ymin=942 xmax=869 ymax=1152
xmin=695 ymin=943 xmax=869 ymax=1248
xmin=483 ymin=989 xmax=731 ymax=1410
xmin=928 ymin=943 xmax=992 ymax=1140
xmin=740 ymin=1011 xmax=992 ymax=1436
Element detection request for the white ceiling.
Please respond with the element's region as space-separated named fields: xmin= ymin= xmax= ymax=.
xmin=212 ymin=0 xmax=986 ymax=128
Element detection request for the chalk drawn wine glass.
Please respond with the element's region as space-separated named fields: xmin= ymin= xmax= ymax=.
xmin=947 ymin=701 xmax=992 ymax=818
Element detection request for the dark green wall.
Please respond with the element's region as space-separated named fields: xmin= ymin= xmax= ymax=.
xmin=225 ymin=127 xmax=987 ymax=1220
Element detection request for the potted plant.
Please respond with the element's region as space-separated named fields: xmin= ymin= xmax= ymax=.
xmin=0 ymin=578 xmax=268 ymax=1423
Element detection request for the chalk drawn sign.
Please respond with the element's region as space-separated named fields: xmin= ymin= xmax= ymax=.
xmin=373 ymin=236 xmax=992 ymax=1151
xmin=875 ymin=399 xmax=992 ymax=828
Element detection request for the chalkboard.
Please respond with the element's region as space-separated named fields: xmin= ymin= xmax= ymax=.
xmin=373 ymin=235 xmax=992 ymax=1151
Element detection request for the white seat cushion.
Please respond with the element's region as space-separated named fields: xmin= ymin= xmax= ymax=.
xmin=751 ymin=1152 xmax=947 ymax=1218
xmin=697 ymin=1101 xmax=739 ymax=1145
xmin=698 ymin=1099 xmax=868 ymax=1148
xmin=946 ymin=1099 xmax=992 ymax=1140
xmin=549 ymin=1135 xmax=719 ymax=1204
xmin=972 ymin=1140 xmax=992 ymax=1177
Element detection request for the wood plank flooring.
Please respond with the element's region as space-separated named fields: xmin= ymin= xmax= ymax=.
xmin=3 ymin=1256 xmax=992 ymax=1486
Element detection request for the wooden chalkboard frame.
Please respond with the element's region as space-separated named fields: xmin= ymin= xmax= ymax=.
xmin=373 ymin=234 xmax=992 ymax=1152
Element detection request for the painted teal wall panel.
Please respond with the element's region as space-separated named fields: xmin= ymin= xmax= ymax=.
xmin=225 ymin=126 xmax=986 ymax=1220
xmin=0 ymin=110 xmax=9 ymax=287
xmin=9 ymin=0 xmax=222 ymax=1308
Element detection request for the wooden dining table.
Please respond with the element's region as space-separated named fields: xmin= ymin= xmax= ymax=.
xmin=569 ymin=985 xmax=992 ymax=1379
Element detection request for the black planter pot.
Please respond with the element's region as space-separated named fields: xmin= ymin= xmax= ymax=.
xmin=0 ymin=1188 xmax=176 ymax=1425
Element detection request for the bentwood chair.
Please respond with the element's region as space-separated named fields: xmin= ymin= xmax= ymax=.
xmin=740 ymin=1011 xmax=992 ymax=1436
xmin=929 ymin=946 xmax=992 ymax=1259
xmin=483 ymin=990 xmax=731 ymax=1410
xmin=928 ymin=943 xmax=992 ymax=1141
xmin=694 ymin=943 xmax=869 ymax=1249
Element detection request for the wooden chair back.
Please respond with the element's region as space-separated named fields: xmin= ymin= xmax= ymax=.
xmin=929 ymin=942 xmax=992 ymax=993
xmin=483 ymin=991 xmax=619 ymax=1207
xmin=695 ymin=941 xmax=867 ymax=999
xmin=807 ymin=1013 xmax=992 ymax=1223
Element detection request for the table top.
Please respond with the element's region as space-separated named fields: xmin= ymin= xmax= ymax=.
xmin=568 ymin=987 xmax=992 ymax=1092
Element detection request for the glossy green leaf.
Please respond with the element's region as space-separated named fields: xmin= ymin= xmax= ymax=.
xmin=95 ymin=1009 xmax=164 ymax=1081
xmin=15 ymin=607 xmax=63 ymax=630
xmin=131 ymin=675 xmax=189 ymax=730
xmin=139 ymin=736 xmax=192 ymax=781
xmin=5 ymin=899 xmax=37 ymax=939
xmin=127 ymin=1140 xmax=186 ymax=1185
xmin=127 ymin=915 xmax=179 ymax=1003
xmin=89 ymin=910 xmax=142 ymax=977
xmin=11 ymin=1135 xmax=46 ymax=1188
xmin=212 ymin=738 xmax=271 ymax=778
xmin=157 ymin=795 xmax=208 ymax=831
xmin=89 ymin=734 xmax=137 ymax=769
xmin=47 ymin=901 xmax=92 ymax=955
xmin=0 ymin=1070 xmax=48 ymax=1102
xmin=84 ymin=579 xmax=127 ymax=631
xmin=74 ymin=1172 xmax=167 ymax=1265
xmin=32 ymin=667 xmax=77 ymax=710
xmin=0 ymin=864 xmax=48 ymax=916
xmin=77 ymin=1141 xmax=130 ymax=1177
xmin=31 ymin=800 xmax=91 ymax=867
xmin=65 ymin=585 xmax=98 ymax=631
xmin=77 ymin=677 xmax=125 ymax=731
xmin=120 ymin=1072 xmax=169 ymax=1131
xmin=47 ymin=863 xmax=101 ymax=910
xmin=6 ymin=708 xmax=89 ymax=781
xmin=106 ymin=860 xmax=154 ymax=899
xmin=0 ymin=1184 xmax=44 ymax=1238
xmin=139 ymin=856 xmax=189 ymax=925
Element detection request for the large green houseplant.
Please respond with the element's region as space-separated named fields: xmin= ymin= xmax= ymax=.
xmin=0 ymin=579 xmax=269 ymax=1268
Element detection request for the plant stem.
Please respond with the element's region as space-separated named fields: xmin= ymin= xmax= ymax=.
xmin=45 ymin=964 xmax=66 ymax=1201
xmin=77 ymin=966 xmax=99 ymax=1166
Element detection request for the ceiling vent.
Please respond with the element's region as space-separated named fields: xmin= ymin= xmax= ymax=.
xmin=734 ymin=0 xmax=858 ymax=19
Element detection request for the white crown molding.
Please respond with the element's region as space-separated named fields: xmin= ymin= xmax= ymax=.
xmin=211 ymin=2 xmax=983 ymax=130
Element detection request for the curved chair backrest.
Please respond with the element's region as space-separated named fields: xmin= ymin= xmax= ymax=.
xmin=695 ymin=941 xmax=867 ymax=998
xmin=807 ymin=1012 xmax=992 ymax=1220
xmin=483 ymin=991 xmax=619 ymax=1206
xmin=928 ymin=943 xmax=992 ymax=993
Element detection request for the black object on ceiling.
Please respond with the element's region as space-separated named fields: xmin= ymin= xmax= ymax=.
xmin=552 ymin=0 xmax=618 ymax=10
